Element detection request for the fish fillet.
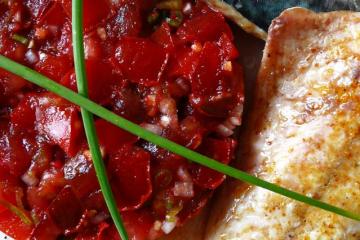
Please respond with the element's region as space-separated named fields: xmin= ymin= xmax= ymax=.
xmin=205 ymin=7 xmax=360 ymax=240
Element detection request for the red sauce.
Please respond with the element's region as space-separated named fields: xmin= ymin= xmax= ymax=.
xmin=0 ymin=0 xmax=244 ymax=239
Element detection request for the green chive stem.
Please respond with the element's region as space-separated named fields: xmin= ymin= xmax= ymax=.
xmin=0 ymin=54 xmax=360 ymax=223
xmin=72 ymin=1 xmax=128 ymax=239
xmin=11 ymin=33 xmax=29 ymax=45
xmin=0 ymin=200 xmax=33 ymax=226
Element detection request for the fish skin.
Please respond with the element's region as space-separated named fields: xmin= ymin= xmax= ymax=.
xmin=205 ymin=7 xmax=360 ymax=240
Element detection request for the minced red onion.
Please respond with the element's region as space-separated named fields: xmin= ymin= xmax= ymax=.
xmin=141 ymin=123 xmax=163 ymax=135
xmin=183 ymin=2 xmax=192 ymax=15
xmin=173 ymin=182 xmax=194 ymax=198
xmin=232 ymin=105 xmax=243 ymax=118
xmin=91 ymin=212 xmax=109 ymax=224
xmin=96 ymin=27 xmax=107 ymax=40
xmin=229 ymin=116 xmax=241 ymax=126
xmin=216 ymin=124 xmax=234 ymax=137
xmin=161 ymin=220 xmax=177 ymax=234
xmin=21 ymin=172 xmax=38 ymax=186
xmin=177 ymin=167 xmax=192 ymax=182
xmin=25 ymin=49 xmax=39 ymax=64
xmin=160 ymin=115 xmax=171 ymax=127
xmin=159 ymin=98 xmax=176 ymax=115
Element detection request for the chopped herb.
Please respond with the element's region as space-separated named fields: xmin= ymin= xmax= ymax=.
xmin=0 ymin=200 xmax=33 ymax=226
xmin=12 ymin=33 xmax=29 ymax=45
xmin=166 ymin=10 xmax=183 ymax=28
xmin=156 ymin=0 xmax=183 ymax=10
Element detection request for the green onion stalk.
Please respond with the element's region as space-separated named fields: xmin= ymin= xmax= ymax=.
xmin=72 ymin=0 xmax=128 ymax=239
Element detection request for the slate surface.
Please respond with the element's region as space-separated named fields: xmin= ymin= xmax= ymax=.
xmin=225 ymin=0 xmax=360 ymax=29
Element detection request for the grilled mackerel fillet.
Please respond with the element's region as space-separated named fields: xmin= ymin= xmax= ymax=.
xmin=205 ymin=7 xmax=360 ymax=240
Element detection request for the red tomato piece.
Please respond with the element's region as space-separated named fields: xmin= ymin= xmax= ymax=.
xmin=191 ymin=42 xmax=225 ymax=97
xmin=95 ymin=119 xmax=139 ymax=154
xmin=151 ymin=22 xmax=174 ymax=51
xmin=60 ymin=0 xmax=112 ymax=31
xmin=27 ymin=166 xmax=66 ymax=212
xmin=63 ymin=153 xmax=99 ymax=199
xmin=177 ymin=190 xmax=212 ymax=224
xmin=0 ymin=209 xmax=33 ymax=240
xmin=60 ymin=59 xmax=123 ymax=104
xmin=109 ymin=85 xmax=145 ymax=123
xmin=31 ymin=211 xmax=62 ymax=239
xmin=25 ymin=0 xmax=52 ymax=19
xmin=109 ymin=145 xmax=152 ymax=211
xmin=106 ymin=0 xmax=142 ymax=38
xmin=48 ymin=185 xmax=83 ymax=230
xmin=176 ymin=5 xmax=233 ymax=43
xmin=191 ymin=138 xmax=235 ymax=189
xmin=120 ymin=209 xmax=155 ymax=240
xmin=35 ymin=94 xmax=82 ymax=156
xmin=10 ymin=94 xmax=36 ymax=131
xmin=217 ymin=33 xmax=239 ymax=60
xmin=37 ymin=2 xmax=68 ymax=26
xmin=35 ymin=53 xmax=73 ymax=82
xmin=1 ymin=111 xmax=34 ymax=177
xmin=167 ymin=46 xmax=201 ymax=80
xmin=114 ymin=37 xmax=169 ymax=86
xmin=0 ymin=68 xmax=27 ymax=97
xmin=190 ymin=42 xmax=240 ymax=118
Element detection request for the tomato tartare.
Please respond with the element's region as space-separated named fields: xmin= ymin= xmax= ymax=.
xmin=0 ymin=0 xmax=244 ymax=239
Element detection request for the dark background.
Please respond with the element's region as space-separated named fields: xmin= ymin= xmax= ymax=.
xmin=225 ymin=0 xmax=360 ymax=29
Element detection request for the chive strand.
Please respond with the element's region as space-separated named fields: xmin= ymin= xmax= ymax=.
xmin=0 ymin=55 xmax=360 ymax=223
xmin=72 ymin=1 xmax=128 ymax=239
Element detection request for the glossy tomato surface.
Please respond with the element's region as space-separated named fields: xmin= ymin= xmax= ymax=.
xmin=0 ymin=0 xmax=244 ymax=239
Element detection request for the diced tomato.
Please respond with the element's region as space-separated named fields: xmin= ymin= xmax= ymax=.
xmin=114 ymin=37 xmax=169 ymax=86
xmin=35 ymin=53 xmax=73 ymax=82
xmin=0 ymin=182 xmax=24 ymax=209
xmin=191 ymin=138 xmax=235 ymax=189
xmin=10 ymin=94 xmax=37 ymax=131
xmin=95 ymin=119 xmax=138 ymax=154
xmin=217 ymin=33 xmax=239 ymax=60
xmin=109 ymin=85 xmax=145 ymax=123
xmin=106 ymin=0 xmax=142 ymax=38
xmin=60 ymin=0 xmax=112 ymax=31
xmin=27 ymin=145 xmax=53 ymax=176
xmin=177 ymin=190 xmax=211 ymax=224
xmin=27 ymin=166 xmax=66 ymax=212
xmin=60 ymin=59 xmax=123 ymax=104
xmin=25 ymin=0 xmax=52 ymax=19
xmin=167 ymin=46 xmax=201 ymax=80
xmin=151 ymin=22 xmax=174 ymax=51
xmin=0 ymin=31 xmax=27 ymax=63
xmin=31 ymin=211 xmax=62 ymax=239
xmin=109 ymin=145 xmax=152 ymax=211
xmin=176 ymin=5 xmax=233 ymax=43
xmin=63 ymin=153 xmax=99 ymax=199
xmin=0 ymin=68 xmax=27 ymax=97
xmin=1 ymin=107 xmax=35 ymax=177
xmin=120 ymin=209 xmax=155 ymax=240
xmin=35 ymin=94 xmax=82 ymax=156
xmin=0 ymin=209 xmax=33 ymax=240
xmin=48 ymin=185 xmax=83 ymax=230
xmin=75 ymin=221 xmax=109 ymax=240
xmin=190 ymin=42 xmax=239 ymax=118
xmin=191 ymin=42 xmax=225 ymax=97
xmin=37 ymin=2 xmax=68 ymax=26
